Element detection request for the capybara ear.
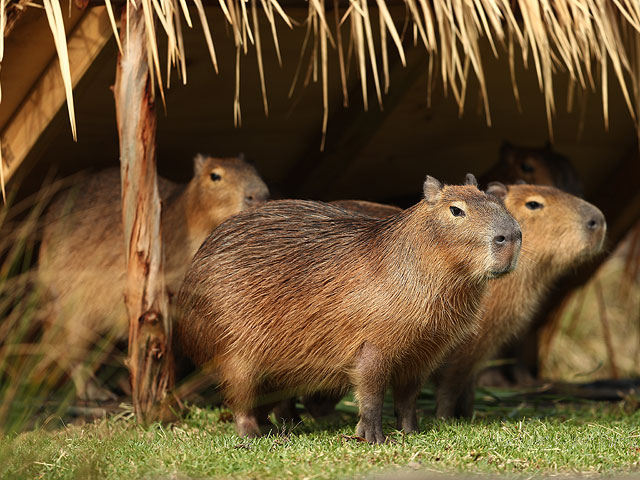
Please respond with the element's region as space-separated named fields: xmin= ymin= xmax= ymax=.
xmin=486 ymin=181 xmax=508 ymax=200
xmin=464 ymin=173 xmax=478 ymax=187
xmin=423 ymin=176 xmax=443 ymax=202
xmin=193 ymin=153 xmax=207 ymax=175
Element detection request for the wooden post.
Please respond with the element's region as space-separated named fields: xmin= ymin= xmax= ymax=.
xmin=114 ymin=6 xmax=173 ymax=423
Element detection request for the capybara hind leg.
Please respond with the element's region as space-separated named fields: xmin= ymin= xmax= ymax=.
xmin=392 ymin=377 xmax=421 ymax=433
xmin=435 ymin=374 xmax=475 ymax=419
xmin=223 ymin=369 xmax=262 ymax=437
xmin=272 ymin=398 xmax=301 ymax=424
xmin=302 ymin=392 xmax=341 ymax=419
xmin=72 ymin=366 xmax=117 ymax=401
xmin=352 ymin=341 xmax=387 ymax=444
xmin=234 ymin=412 xmax=261 ymax=438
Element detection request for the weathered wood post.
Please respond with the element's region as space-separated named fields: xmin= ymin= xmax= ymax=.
xmin=114 ymin=6 xmax=173 ymax=423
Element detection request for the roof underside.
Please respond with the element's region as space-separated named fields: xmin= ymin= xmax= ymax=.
xmin=1 ymin=3 xmax=638 ymax=206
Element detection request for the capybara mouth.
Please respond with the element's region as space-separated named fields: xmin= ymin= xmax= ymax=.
xmin=487 ymin=267 xmax=514 ymax=279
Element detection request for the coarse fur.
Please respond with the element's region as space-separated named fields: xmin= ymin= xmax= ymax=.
xmin=37 ymin=155 xmax=269 ymax=401
xmin=433 ymin=184 xmax=605 ymax=417
xmin=175 ymin=176 xmax=522 ymax=443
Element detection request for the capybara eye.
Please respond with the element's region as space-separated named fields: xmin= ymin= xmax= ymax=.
xmin=449 ymin=206 xmax=465 ymax=217
xmin=210 ymin=172 xmax=222 ymax=182
xmin=525 ymin=201 xmax=543 ymax=210
xmin=521 ymin=161 xmax=534 ymax=173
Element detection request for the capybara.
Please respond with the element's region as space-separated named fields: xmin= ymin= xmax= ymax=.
xmin=302 ymin=183 xmax=604 ymax=420
xmin=37 ymin=154 xmax=269 ymax=400
xmin=434 ymin=183 xmax=605 ymax=417
xmin=481 ymin=142 xmax=583 ymax=385
xmin=481 ymin=141 xmax=583 ymax=196
xmin=175 ymin=174 xmax=522 ymax=443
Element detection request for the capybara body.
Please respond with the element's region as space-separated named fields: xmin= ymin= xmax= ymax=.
xmin=176 ymin=176 xmax=522 ymax=443
xmin=434 ymin=184 xmax=605 ymax=417
xmin=38 ymin=155 xmax=269 ymax=400
xmin=304 ymin=184 xmax=604 ymax=420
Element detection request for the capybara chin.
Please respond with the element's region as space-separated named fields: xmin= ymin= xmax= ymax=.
xmin=434 ymin=183 xmax=606 ymax=418
xmin=37 ymin=154 xmax=269 ymax=401
xmin=175 ymin=174 xmax=522 ymax=443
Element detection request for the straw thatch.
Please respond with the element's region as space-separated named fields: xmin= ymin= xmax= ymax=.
xmin=2 ymin=0 xmax=640 ymax=193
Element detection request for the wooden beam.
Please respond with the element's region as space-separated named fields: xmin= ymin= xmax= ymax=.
xmin=0 ymin=7 xmax=112 ymax=184
xmin=115 ymin=6 xmax=173 ymax=423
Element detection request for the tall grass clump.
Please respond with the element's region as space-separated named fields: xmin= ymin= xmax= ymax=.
xmin=0 ymin=175 xmax=118 ymax=435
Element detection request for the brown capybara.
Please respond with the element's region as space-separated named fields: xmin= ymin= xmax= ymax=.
xmin=175 ymin=174 xmax=522 ymax=443
xmin=433 ymin=183 xmax=605 ymax=417
xmin=481 ymin=141 xmax=583 ymax=196
xmin=481 ymin=142 xmax=583 ymax=385
xmin=302 ymin=183 xmax=605 ymax=420
xmin=37 ymin=154 xmax=269 ymax=401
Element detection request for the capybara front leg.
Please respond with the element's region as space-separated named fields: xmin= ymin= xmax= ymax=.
xmin=392 ymin=377 xmax=421 ymax=433
xmin=352 ymin=341 xmax=387 ymax=444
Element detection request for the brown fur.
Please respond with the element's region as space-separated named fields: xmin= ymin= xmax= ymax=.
xmin=175 ymin=176 xmax=521 ymax=443
xmin=434 ymin=184 xmax=605 ymax=417
xmin=37 ymin=155 xmax=269 ymax=400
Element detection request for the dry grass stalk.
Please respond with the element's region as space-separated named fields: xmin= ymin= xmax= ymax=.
xmin=2 ymin=1 xmax=640 ymax=182
xmin=593 ymin=279 xmax=619 ymax=379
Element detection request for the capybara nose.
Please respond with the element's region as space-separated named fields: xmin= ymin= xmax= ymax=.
xmin=245 ymin=190 xmax=269 ymax=207
xmin=586 ymin=210 xmax=605 ymax=231
xmin=490 ymin=223 xmax=522 ymax=278
xmin=493 ymin=227 xmax=521 ymax=248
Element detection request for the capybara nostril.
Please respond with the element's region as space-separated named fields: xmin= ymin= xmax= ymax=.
xmin=246 ymin=195 xmax=255 ymax=202
xmin=493 ymin=235 xmax=506 ymax=245
xmin=586 ymin=211 xmax=605 ymax=231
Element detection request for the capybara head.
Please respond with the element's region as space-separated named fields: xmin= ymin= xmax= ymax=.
xmin=419 ymin=174 xmax=521 ymax=279
xmin=497 ymin=141 xmax=583 ymax=196
xmin=187 ymin=154 xmax=270 ymax=227
xmin=487 ymin=183 xmax=605 ymax=271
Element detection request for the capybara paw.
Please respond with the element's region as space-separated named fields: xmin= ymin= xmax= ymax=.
xmin=355 ymin=420 xmax=386 ymax=444
xmin=235 ymin=414 xmax=262 ymax=438
xmin=396 ymin=420 xmax=419 ymax=434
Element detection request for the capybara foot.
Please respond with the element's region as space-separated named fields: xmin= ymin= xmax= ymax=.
xmin=79 ymin=379 xmax=118 ymax=402
xmin=235 ymin=413 xmax=262 ymax=438
xmin=355 ymin=420 xmax=386 ymax=444
xmin=395 ymin=412 xmax=419 ymax=433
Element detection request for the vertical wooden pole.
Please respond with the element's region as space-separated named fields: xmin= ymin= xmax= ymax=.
xmin=114 ymin=6 xmax=173 ymax=423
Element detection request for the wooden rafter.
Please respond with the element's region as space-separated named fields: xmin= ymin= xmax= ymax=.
xmin=0 ymin=7 xmax=112 ymax=185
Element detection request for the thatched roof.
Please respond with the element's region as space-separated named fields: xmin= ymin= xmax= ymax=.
xmin=2 ymin=0 xmax=640 ymax=195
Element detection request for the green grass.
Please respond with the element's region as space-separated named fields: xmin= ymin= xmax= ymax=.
xmin=2 ymin=393 xmax=640 ymax=479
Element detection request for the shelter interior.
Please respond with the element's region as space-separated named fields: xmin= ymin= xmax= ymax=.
xmin=3 ymin=5 xmax=638 ymax=208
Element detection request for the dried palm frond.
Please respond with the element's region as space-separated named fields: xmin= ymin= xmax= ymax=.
xmin=2 ymin=0 xmax=640 ymax=178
